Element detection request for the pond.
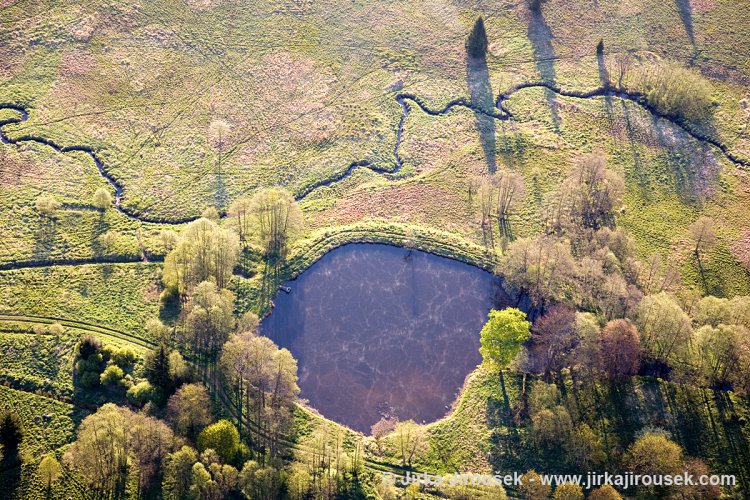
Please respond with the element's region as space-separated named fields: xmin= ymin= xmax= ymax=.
xmin=261 ymin=243 xmax=510 ymax=433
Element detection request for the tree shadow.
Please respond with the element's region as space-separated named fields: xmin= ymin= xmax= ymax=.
xmin=526 ymin=5 xmax=560 ymax=131
xmin=32 ymin=217 xmax=58 ymax=261
xmin=648 ymin=113 xmax=720 ymax=204
xmin=676 ymin=0 xmax=697 ymax=52
xmin=466 ymin=55 xmax=497 ymax=174
xmin=713 ymin=391 xmax=750 ymax=492
xmin=486 ymin=372 xmax=526 ymax=472
xmin=597 ymin=46 xmax=613 ymax=118
xmin=259 ymin=261 xmax=282 ymax=311
xmin=0 ymin=447 xmax=22 ymax=497
xmin=214 ymin=160 xmax=227 ymax=212
xmin=620 ymin=101 xmax=651 ymax=201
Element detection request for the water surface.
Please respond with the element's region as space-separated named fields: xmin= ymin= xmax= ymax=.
xmin=262 ymin=244 xmax=509 ymax=432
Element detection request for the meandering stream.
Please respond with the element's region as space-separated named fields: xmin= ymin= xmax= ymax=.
xmin=1 ymin=80 xmax=746 ymax=227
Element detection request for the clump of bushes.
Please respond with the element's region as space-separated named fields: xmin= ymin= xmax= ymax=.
xmin=76 ymin=335 xmax=104 ymax=388
xmin=624 ymin=59 xmax=714 ymax=123
xmin=126 ymin=380 xmax=164 ymax=406
xmin=75 ymin=335 xmax=138 ymax=390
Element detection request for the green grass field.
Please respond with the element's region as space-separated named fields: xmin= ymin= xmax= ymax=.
xmin=1 ymin=0 xmax=750 ymax=498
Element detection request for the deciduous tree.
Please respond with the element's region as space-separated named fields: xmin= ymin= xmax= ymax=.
xmin=500 ymin=236 xmax=578 ymax=309
xmin=393 ymin=420 xmax=426 ymax=468
xmin=92 ymin=187 xmax=113 ymax=210
xmin=35 ymin=194 xmax=61 ymax=217
xmin=162 ymin=446 xmax=198 ymax=500
xmin=183 ymin=281 xmax=236 ymax=365
xmin=163 ymin=218 xmax=241 ymax=294
xmin=220 ymin=331 xmax=299 ymax=458
xmin=167 ymin=383 xmax=213 ymax=439
xmin=38 ymin=454 xmax=62 ymax=491
xmin=633 ymin=292 xmax=691 ymax=367
xmin=247 ymin=188 xmax=303 ymax=260
xmin=197 ymin=420 xmax=240 ymax=464
xmin=479 ymin=308 xmax=531 ymax=370
xmin=599 ymin=319 xmax=641 ymax=379
xmin=527 ymin=305 xmax=577 ymax=377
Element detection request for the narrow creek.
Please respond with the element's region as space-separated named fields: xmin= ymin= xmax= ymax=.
xmin=1 ymin=80 xmax=746 ymax=227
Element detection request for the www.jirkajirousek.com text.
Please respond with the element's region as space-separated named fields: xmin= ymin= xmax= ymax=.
xmin=382 ymin=471 xmax=736 ymax=490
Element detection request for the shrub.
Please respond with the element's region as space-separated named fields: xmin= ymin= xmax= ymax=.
xmin=35 ymin=194 xmax=62 ymax=217
xmin=92 ymin=188 xmax=113 ymax=209
xmin=77 ymin=335 xmax=102 ymax=359
xmin=111 ymin=347 xmax=138 ymax=367
xmin=32 ymin=324 xmax=48 ymax=335
xmin=127 ymin=380 xmax=164 ymax=407
xmin=625 ymin=60 xmax=713 ymax=123
xmin=100 ymin=364 xmax=124 ymax=385
xmin=79 ymin=371 xmax=101 ymax=388
xmin=47 ymin=323 xmax=65 ymax=336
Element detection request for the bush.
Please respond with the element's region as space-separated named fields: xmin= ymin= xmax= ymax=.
xmin=77 ymin=335 xmax=102 ymax=359
xmin=47 ymin=323 xmax=65 ymax=336
xmin=92 ymin=188 xmax=113 ymax=209
xmin=625 ymin=60 xmax=713 ymax=123
xmin=111 ymin=347 xmax=138 ymax=368
xmin=127 ymin=380 xmax=164 ymax=407
xmin=100 ymin=364 xmax=124 ymax=385
xmin=79 ymin=371 xmax=101 ymax=388
xmin=35 ymin=194 xmax=62 ymax=217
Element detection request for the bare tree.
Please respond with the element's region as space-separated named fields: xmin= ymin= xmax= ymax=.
xmin=599 ymin=319 xmax=641 ymax=379
xmin=527 ymin=305 xmax=577 ymax=377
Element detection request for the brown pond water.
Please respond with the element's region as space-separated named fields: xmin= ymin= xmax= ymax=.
xmin=261 ymin=244 xmax=510 ymax=432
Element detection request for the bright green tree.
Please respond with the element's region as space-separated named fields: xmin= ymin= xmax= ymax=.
xmin=479 ymin=308 xmax=531 ymax=369
xmin=162 ymin=446 xmax=198 ymax=500
xmin=197 ymin=420 xmax=240 ymax=464
xmin=38 ymin=454 xmax=62 ymax=491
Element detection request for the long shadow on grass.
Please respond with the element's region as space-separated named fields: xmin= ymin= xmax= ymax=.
xmin=597 ymin=48 xmax=613 ymax=118
xmin=0 ymin=447 xmax=21 ymax=497
xmin=32 ymin=217 xmax=58 ymax=262
xmin=649 ymin=112 xmax=721 ymax=204
xmin=714 ymin=391 xmax=750 ymax=493
xmin=526 ymin=4 xmax=560 ymax=131
xmin=676 ymin=0 xmax=697 ymax=52
xmin=620 ymin=101 xmax=652 ymax=201
xmin=466 ymin=55 xmax=497 ymax=174
xmin=214 ymin=160 xmax=228 ymax=212
xmin=486 ymin=372 xmax=527 ymax=472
